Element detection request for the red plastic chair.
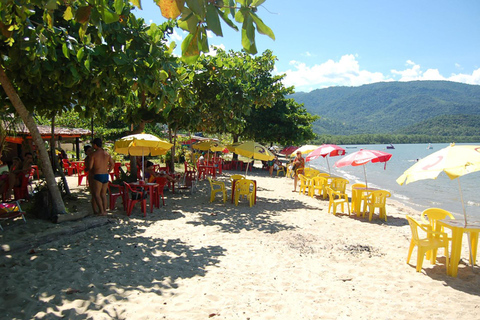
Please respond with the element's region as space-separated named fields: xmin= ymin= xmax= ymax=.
xmin=76 ymin=162 xmax=89 ymax=186
xmin=0 ymin=200 xmax=26 ymax=230
xmin=124 ymin=182 xmax=147 ymax=217
xmin=62 ymin=159 xmax=76 ymax=176
xmin=14 ymin=172 xmax=30 ymax=200
xmin=108 ymin=182 xmax=125 ymax=211
xmin=153 ymin=177 xmax=168 ymax=207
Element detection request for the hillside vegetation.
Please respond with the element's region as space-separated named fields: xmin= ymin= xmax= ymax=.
xmin=291 ymin=81 xmax=480 ymax=137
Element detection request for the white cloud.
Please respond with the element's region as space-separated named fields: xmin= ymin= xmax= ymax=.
xmin=282 ymin=54 xmax=388 ymax=92
xmin=281 ymin=55 xmax=480 ymax=92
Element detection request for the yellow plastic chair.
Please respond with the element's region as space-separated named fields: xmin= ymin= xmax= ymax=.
xmin=234 ymin=179 xmax=255 ymax=207
xmin=276 ymin=166 xmax=285 ymax=176
xmin=304 ymin=167 xmax=319 ymax=178
xmin=406 ymin=215 xmax=449 ymax=273
xmin=310 ymin=176 xmax=328 ymax=199
xmin=326 ymin=186 xmax=350 ymax=216
xmin=330 ymin=177 xmax=349 ymax=194
xmin=207 ymin=177 xmax=227 ymax=203
xmin=363 ymin=190 xmax=391 ymax=221
xmin=351 ymin=183 xmax=367 ymax=217
xmin=318 ymin=173 xmax=330 ymax=178
xmin=298 ymin=174 xmax=313 ymax=195
xmin=285 ymin=165 xmax=294 ymax=178
xmin=421 ymin=208 xmax=455 ymax=263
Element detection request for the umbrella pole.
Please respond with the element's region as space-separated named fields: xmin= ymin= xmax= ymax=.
xmin=245 ymin=160 xmax=250 ymax=177
xmin=326 ymin=157 xmax=331 ymax=174
xmin=363 ymin=166 xmax=368 ymax=189
xmin=458 ymin=179 xmax=474 ymax=270
xmin=142 ymin=150 xmax=145 ymax=182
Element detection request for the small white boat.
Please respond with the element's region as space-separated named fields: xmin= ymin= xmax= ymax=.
xmin=427 ymin=143 xmax=433 ymax=149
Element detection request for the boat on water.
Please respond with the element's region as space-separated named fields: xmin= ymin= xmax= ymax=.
xmin=427 ymin=143 xmax=433 ymax=149
xmin=345 ymin=146 xmax=357 ymax=149
xmin=386 ymin=143 xmax=395 ymax=149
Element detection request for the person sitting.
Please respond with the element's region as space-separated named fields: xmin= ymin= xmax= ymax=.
xmin=198 ymin=153 xmax=205 ymax=165
xmin=145 ymin=161 xmax=177 ymax=183
xmin=273 ymin=156 xmax=285 ymax=174
xmin=292 ymin=151 xmax=305 ymax=192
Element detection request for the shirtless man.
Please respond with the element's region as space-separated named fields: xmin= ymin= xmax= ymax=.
xmin=88 ymin=138 xmax=114 ymax=216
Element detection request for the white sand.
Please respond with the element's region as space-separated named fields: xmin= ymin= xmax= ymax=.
xmin=1 ymin=169 xmax=480 ymax=319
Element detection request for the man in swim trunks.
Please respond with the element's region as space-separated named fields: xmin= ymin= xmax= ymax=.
xmin=88 ymin=138 xmax=114 ymax=216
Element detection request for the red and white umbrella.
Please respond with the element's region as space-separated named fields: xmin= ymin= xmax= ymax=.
xmin=335 ymin=149 xmax=392 ymax=188
xmin=306 ymin=144 xmax=346 ymax=173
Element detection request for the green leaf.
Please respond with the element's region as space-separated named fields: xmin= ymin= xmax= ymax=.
xmin=63 ymin=6 xmax=73 ymax=20
xmin=181 ymin=32 xmax=200 ymax=64
xmin=217 ymin=7 xmax=238 ymax=31
xmin=198 ymin=26 xmax=208 ymax=52
xmin=98 ymin=6 xmax=119 ymax=24
xmin=234 ymin=9 xmax=244 ymax=23
xmin=46 ymin=0 xmax=57 ymax=10
xmin=84 ymin=58 xmax=90 ymax=70
xmin=62 ymin=43 xmax=70 ymax=58
xmin=250 ymin=11 xmax=275 ymax=40
xmin=252 ymin=0 xmax=266 ymax=6
xmin=178 ymin=8 xmax=200 ymax=33
xmin=206 ymin=5 xmax=222 ymax=36
xmin=77 ymin=47 xmax=85 ymax=61
xmin=241 ymin=15 xmax=257 ymax=54
xmin=114 ymin=0 xmax=125 ymax=15
xmin=159 ymin=70 xmax=169 ymax=81
xmin=130 ymin=0 xmax=142 ymax=9
xmin=185 ymin=0 xmax=204 ymax=19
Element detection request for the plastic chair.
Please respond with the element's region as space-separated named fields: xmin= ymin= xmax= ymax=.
xmin=421 ymin=208 xmax=455 ymax=264
xmin=330 ymin=177 xmax=349 ymax=194
xmin=298 ymin=174 xmax=313 ymax=195
xmin=326 ymin=186 xmax=350 ymax=216
xmin=0 ymin=200 xmax=26 ymax=230
xmin=234 ymin=179 xmax=255 ymax=207
xmin=276 ymin=166 xmax=285 ymax=176
xmin=152 ymin=177 xmax=168 ymax=207
xmin=304 ymin=167 xmax=319 ymax=177
xmin=351 ymin=183 xmax=367 ymax=216
xmin=310 ymin=176 xmax=328 ymax=199
xmin=363 ymin=190 xmax=391 ymax=221
xmin=77 ymin=162 xmax=89 ymax=186
xmin=207 ymin=177 xmax=227 ymax=203
xmin=13 ymin=172 xmax=30 ymax=200
xmin=62 ymin=159 xmax=76 ymax=176
xmin=124 ymin=182 xmax=147 ymax=217
xmin=406 ymin=215 xmax=449 ymax=273
xmin=108 ymin=182 xmax=125 ymax=210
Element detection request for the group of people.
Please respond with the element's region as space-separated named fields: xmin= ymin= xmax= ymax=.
xmin=0 ymin=152 xmax=34 ymax=199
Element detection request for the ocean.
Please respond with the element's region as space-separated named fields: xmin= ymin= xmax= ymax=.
xmin=307 ymin=143 xmax=480 ymax=222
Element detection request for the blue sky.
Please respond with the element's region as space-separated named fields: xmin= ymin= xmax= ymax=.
xmin=133 ymin=0 xmax=480 ymax=92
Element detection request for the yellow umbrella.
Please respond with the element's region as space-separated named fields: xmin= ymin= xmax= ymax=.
xmin=234 ymin=141 xmax=274 ymax=175
xmin=397 ymin=143 xmax=480 ymax=225
xmin=114 ymin=133 xmax=173 ymax=156
xmin=114 ymin=133 xmax=173 ymax=180
xmin=226 ymin=142 xmax=241 ymax=153
xmin=192 ymin=140 xmax=226 ymax=152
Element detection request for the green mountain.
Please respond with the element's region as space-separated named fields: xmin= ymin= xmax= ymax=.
xmin=291 ymin=81 xmax=480 ymax=136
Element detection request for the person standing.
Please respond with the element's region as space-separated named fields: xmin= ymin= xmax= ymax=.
xmin=292 ymin=151 xmax=305 ymax=192
xmin=88 ymin=138 xmax=114 ymax=216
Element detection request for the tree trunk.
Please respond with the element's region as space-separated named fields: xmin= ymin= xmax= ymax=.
xmin=0 ymin=64 xmax=67 ymax=215
xmin=232 ymin=134 xmax=239 ymax=160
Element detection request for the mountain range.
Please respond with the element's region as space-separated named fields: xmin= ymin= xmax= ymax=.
xmin=290 ymin=81 xmax=480 ymax=136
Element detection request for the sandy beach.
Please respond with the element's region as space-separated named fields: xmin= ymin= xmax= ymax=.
xmin=1 ymin=167 xmax=480 ymax=319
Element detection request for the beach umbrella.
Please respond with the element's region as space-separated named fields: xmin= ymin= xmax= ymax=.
xmin=289 ymin=144 xmax=318 ymax=157
xmin=114 ymin=133 xmax=173 ymax=180
xmin=396 ymin=143 xmax=480 ymax=226
xmin=280 ymin=146 xmax=299 ymax=155
xmin=234 ymin=141 xmax=275 ymax=175
xmin=335 ymin=149 xmax=392 ymax=188
xmin=192 ymin=140 xmax=226 ymax=152
xmin=306 ymin=144 xmax=346 ymax=173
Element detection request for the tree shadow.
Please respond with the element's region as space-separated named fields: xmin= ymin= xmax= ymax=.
xmin=0 ymin=220 xmax=226 ymax=319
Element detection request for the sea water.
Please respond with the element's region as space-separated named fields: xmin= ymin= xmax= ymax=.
xmin=308 ymin=143 xmax=480 ymax=222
